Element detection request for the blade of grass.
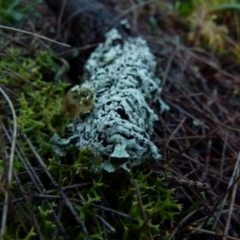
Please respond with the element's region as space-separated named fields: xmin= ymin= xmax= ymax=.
xmin=210 ymin=3 xmax=240 ymax=11
xmin=0 ymin=25 xmax=71 ymax=47
xmin=0 ymin=86 xmax=17 ymax=237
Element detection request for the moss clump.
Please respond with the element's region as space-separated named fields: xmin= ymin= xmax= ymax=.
xmin=48 ymin=147 xmax=181 ymax=239
xmin=118 ymin=171 xmax=181 ymax=239
xmin=0 ymin=47 xmax=70 ymax=156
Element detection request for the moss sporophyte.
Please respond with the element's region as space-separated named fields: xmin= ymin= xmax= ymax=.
xmin=61 ymin=86 xmax=95 ymax=118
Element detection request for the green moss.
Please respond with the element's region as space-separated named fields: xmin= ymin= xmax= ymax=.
xmin=0 ymin=45 xmax=70 ymax=238
xmin=45 ymin=142 xmax=182 ymax=239
xmin=118 ymin=171 xmax=181 ymax=239
xmin=0 ymin=0 xmax=41 ymax=24
xmin=0 ymin=29 xmax=181 ymax=240
xmin=1 ymin=47 xmax=70 ymax=156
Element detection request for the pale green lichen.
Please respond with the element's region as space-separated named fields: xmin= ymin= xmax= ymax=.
xmin=51 ymin=29 xmax=169 ymax=172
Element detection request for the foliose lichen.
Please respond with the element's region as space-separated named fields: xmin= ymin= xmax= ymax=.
xmin=51 ymin=28 xmax=168 ymax=172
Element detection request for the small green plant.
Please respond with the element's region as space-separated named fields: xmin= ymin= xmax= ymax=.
xmin=0 ymin=0 xmax=41 ymax=24
xmin=0 ymin=47 xmax=70 ymax=157
xmin=119 ymin=171 xmax=181 ymax=239
xmin=0 ymin=42 xmax=71 ymax=238
xmin=170 ymin=0 xmax=240 ymax=62
xmin=46 ymin=142 xmax=182 ymax=239
xmin=3 ymin=227 xmax=36 ymax=240
xmin=187 ymin=4 xmax=228 ymax=50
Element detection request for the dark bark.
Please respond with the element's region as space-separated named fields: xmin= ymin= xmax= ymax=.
xmin=44 ymin=0 xmax=129 ymax=82
xmin=44 ymin=0 xmax=124 ymax=45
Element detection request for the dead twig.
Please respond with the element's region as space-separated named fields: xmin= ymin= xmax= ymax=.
xmin=0 ymin=86 xmax=17 ymax=238
xmin=2 ymin=122 xmax=70 ymax=239
xmin=134 ymin=179 xmax=153 ymax=240
xmin=222 ymin=152 xmax=240 ymax=240
xmin=22 ymin=134 xmax=91 ymax=240
xmin=0 ymin=25 xmax=71 ymax=47
xmin=189 ymin=226 xmax=240 ymax=240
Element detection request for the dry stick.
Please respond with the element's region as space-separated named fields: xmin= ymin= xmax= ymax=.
xmin=161 ymin=49 xmax=177 ymax=88
xmin=0 ymin=192 xmax=137 ymax=222
xmin=0 ymin=86 xmax=17 ymax=238
xmin=3 ymin=124 xmax=47 ymax=194
xmin=191 ymin=209 xmax=230 ymax=229
xmin=220 ymin=132 xmax=228 ymax=180
xmin=0 ymin=64 xmax=40 ymax=89
xmin=99 ymin=197 xmax=108 ymax=239
xmin=128 ymin=0 xmax=138 ymax=34
xmin=3 ymin=124 xmax=40 ymax=184
xmin=1 ymin=124 xmax=43 ymax=237
xmin=0 ymin=46 xmax=34 ymax=79
xmin=22 ymin=134 xmax=91 ymax=240
xmin=0 ymin=118 xmax=8 ymax=194
xmin=163 ymin=128 xmax=167 ymax=164
xmin=222 ymin=152 xmax=240 ymax=240
xmin=156 ymin=170 xmax=210 ymax=191
xmin=0 ymin=45 xmax=53 ymax=89
xmin=52 ymin=200 xmax=65 ymax=240
xmin=212 ymin=153 xmax=240 ymax=232
xmin=32 ymin=194 xmax=138 ymax=222
xmin=90 ymin=203 xmax=137 ymax=221
xmin=165 ymin=145 xmax=238 ymax=195
xmin=188 ymin=226 xmax=240 ymax=240
xmin=186 ymin=96 xmax=240 ymax=133
xmin=105 ymin=0 xmax=156 ymax=34
xmin=200 ymin=176 xmax=240 ymax=233
xmin=58 ymin=3 xmax=101 ymax=33
xmin=56 ymin=0 xmax=68 ymax=37
xmin=185 ymin=186 xmax=218 ymax=222
xmin=168 ymin=127 xmax=219 ymax=161
xmin=0 ymin=25 xmax=70 ymax=47
xmin=168 ymin=75 xmax=239 ymax=136
xmin=99 ymin=189 xmax=119 ymax=226
xmin=154 ymin=117 xmax=183 ymax=156
xmin=133 ymin=179 xmax=153 ymax=240
xmin=234 ymin=13 xmax=240 ymax=43
xmin=96 ymin=214 xmax=116 ymax=233
xmin=0 ymin=183 xmax=91 ymax=206
xmin=166 ymin=116 xmax=186 ymax=147
xmin=161 ymin=146 xmax=240 ymax=221
xmin=168 ymin=102 xmax=209 ymax=130
xmin=169 ymin=208 xmax=201 ymax=240
xmin=137 ymin=211 xmax=157 ymax=235
xmin=186 ymin=47 xmax=240 ymax=83
xmin=77 ymin=190 xmax=116 ymax=234
xmin=2 ymin=124 xmax=70 ymax=239
xmin=58 ymin=43 xmax=98 ymax=57
xmin=199 ymin=139 xmax=211 ymax=182
xmin=0 ymin=121 xmax=30 ymax=235
xmin=13 ymin=170 xmax=46 ymax=240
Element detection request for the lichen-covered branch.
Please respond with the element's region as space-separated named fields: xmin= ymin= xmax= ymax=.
xmin=51 ymin=28 xmax=168 ymax=172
